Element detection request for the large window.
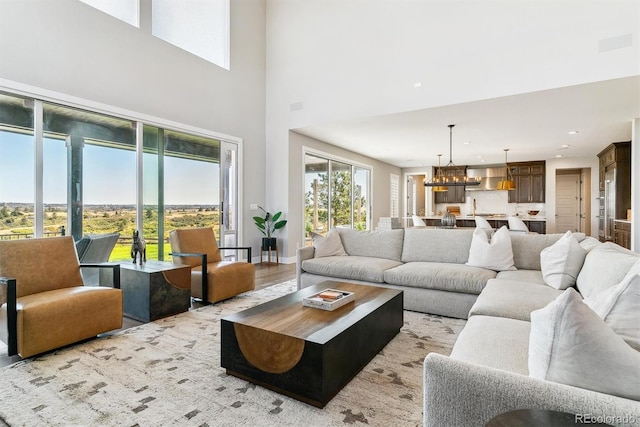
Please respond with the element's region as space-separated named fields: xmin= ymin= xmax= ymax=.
xmin=304 ymin=152 xmax=371 ymax=245
xmin=0 ymin=91 xmax=240 ymax=261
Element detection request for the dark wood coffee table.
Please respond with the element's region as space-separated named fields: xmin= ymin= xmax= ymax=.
xmin=221 ymin=281 xmax=403 ymax=407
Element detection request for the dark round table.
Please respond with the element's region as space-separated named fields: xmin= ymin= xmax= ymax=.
xmin=485 ymin=409 xmax=614 ymax=426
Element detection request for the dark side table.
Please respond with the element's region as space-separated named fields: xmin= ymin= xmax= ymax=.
xmin=120 ymin=260 xmax=191 ymax=322
xmin=486 ymin=409 xmax=614 ymax=426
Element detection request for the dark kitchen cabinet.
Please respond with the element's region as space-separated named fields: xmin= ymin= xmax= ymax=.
xmin=508 ymin=161 xmax=545 ymax=203
xmin=433 ymin=167 xmax=466 ymax=203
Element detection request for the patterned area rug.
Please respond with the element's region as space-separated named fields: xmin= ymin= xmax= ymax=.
xmin=0 ymin=280 xmax=466 ymax=427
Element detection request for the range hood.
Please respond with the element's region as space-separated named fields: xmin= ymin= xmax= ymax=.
xmin=465 ymin=167 xmax=506 ymax=191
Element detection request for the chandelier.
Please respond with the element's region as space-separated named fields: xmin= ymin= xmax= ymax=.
xmin=424 ymin=124 xmax=481 ymax=189
xmin=497 ymin=148 xmax=516 ymax=190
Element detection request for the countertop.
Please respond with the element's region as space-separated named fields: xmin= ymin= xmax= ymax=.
xmin=614 ymin=219 xmax=631 ymax=224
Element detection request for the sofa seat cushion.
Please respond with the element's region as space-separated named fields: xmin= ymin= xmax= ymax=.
xmin=301 ymin=256 xmax=402 ymax=283
xmin=495 ymin=269 xmax=544 ymax=284
xmin=383 ymin=262 xmax=496 ymax=294
xmin=469 ymin=279 xmax=563 ymax=321
xmin=450 ymin=315 xmax=531 ymax=375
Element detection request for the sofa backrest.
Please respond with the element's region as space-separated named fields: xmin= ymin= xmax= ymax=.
xmin=336 ymin=228 xmax=404 ymax=262
xmin=509 ymin=233 xmax=564 ymax=270
xmin=401 ymin=228 xmax=475 ymax=264
xmin=577 ymin=242 xmax=640 ymax=299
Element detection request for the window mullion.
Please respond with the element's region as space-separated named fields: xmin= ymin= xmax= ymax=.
xmin=33 ymin=100 xmax=44 ymax=238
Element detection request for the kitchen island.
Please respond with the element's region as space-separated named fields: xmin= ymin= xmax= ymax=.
xmin=421 ymin=215 xmax=547 ymax=234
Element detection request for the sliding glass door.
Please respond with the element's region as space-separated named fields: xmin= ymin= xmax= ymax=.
xmin=303 ymin=152 xmax=371 ymax=246
xmin=0 ymin=91 xmax=240 ymax=259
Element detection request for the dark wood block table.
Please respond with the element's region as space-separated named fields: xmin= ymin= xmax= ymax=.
xmin=120 ymin=260 xmax=191 ymax=322
xmin=221 ymin=281 xmax=403 ymax=407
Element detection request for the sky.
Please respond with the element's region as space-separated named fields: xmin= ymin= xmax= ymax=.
xmin=0 ymin=131 xmax=220 ymax=205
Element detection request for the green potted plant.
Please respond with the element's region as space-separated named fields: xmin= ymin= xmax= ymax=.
xmin=253 ymin=206 xmax=287 ymax=250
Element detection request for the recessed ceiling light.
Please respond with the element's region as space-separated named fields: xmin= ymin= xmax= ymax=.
xmin=555 ymin=154 xmax=563 ymax=158
xmin=413 ymin=82 xmax=422 ymax=88
xmin=568 ymin=131 xmax=579 ymax=135
xmin=561 ymin=144 xmax=570 ymax=148
xmin=480 ymin=159 xmax=486 ymax=163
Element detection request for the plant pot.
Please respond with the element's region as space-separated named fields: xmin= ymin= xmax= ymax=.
xmin=261 ymin=237 xmax=277 ymax=250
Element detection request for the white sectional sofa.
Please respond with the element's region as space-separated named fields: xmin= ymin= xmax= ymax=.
xmin=296 ymin=227 xmax=640 ymax=426
xmin=296 ymin=227 xmax=574 ymax=319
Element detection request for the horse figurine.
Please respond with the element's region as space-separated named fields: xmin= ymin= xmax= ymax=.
xmin=131 ymin=230 xmax=146 ymax=265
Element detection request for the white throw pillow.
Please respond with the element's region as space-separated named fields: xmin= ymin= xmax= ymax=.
xmin=466 ymin=226 xmax=516 ymax=271
xmin=584 ymin=260 xmax=640 ymax=351
xmin=529 ymin=288 xmax=640 ymax=401
xmin=577 ymin=242 xmax=640 ymax=299
xmin=313 ymin=229 xmax=347 ymax=258
xmin=540 ymin=230 xmax=587 ymax=290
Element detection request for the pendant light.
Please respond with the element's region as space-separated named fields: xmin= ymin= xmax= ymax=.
xmin=424 ymin=124 xmax=481 ymax=188
xmin=497 ymin=148 xmax=516 ymax=190
xmin=431 ymin=154 xmax=448 ymax=192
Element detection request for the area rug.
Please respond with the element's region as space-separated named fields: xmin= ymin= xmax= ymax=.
xmin=0 ymin=280 xmax=466 ymax=427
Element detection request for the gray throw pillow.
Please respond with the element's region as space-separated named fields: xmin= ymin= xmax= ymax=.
xmin=313 ymin=229 xmax=347 ymax=258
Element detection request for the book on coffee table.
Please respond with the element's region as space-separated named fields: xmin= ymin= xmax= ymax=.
xmin=303 ymin=288 xmax=355 ymax=311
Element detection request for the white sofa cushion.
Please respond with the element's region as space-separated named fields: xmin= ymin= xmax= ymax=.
xmin=584 ymin=260 xmax=640 ymax=351
xmin=474 ymin=216 xmax=493 ymax=230
xmin=529 ymin=288 xmax=640 ymax=401
xmin=384 ymin=262 xmax=496 ymax=294
xmin=313 ymin=229 xmax=347 ymax=258
xmin=337 ymin=228 xmax=404 ymax=262
xmin=540 ymin=231 xmax=587 ymax=290
xmin=577 ymin=242 xmax=640 ymax=299
xmin=466 ymin=226 xmax=516 ymax=272
xmin=469 ymin=279 xmax=562 ymax=321
xmin=508 ymin=216 xmax=529 ymax=232
xmin=301 ymin=255 xmax=402 ymax=283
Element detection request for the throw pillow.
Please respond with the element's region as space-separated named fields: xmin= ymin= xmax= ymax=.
xmin=584 ymin=259 xmax=640 ymax=351
xmin=577 ymin=242 xmax=640 ymax=299
xmin=529 ymin=288 xmax=640 ymax=401
xmin=540 ymin=230 xmax=587 ymax=290
xmin=313 ymin=229 xmax=347 ymax=258
xmin=466 ymin=226 xmax=516 ymax=271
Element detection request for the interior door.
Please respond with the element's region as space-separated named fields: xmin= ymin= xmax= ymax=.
xmin=555 ymin=173 xmax=581 ymax=233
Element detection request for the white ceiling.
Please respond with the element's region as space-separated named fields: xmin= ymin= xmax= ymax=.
xmin=294 ymin=76 xmax=640 ymax=169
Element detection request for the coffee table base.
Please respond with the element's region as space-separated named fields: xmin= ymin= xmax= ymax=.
xmin=221 ymin=284 xmax=403 ymax=407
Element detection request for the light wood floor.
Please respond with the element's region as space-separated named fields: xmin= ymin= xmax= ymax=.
xmin=0 ymin=262 xmax=296 ymax=368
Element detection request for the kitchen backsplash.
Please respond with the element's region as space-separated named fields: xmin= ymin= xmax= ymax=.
xmin=433 ymin=190 xmax=545 ymax=217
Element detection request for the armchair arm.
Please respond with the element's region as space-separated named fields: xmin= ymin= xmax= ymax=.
xmin=218 ymin=246 xmax=252 ymax=263
xmin=0 ymin=277 xmax=17 ymax=356
xmin=169 ymin=252 xmax=209 ymax=304
xmin=80 ymin=262 xmax=121 ymax=289
xmin=423 ymin=353 xmax=640 ymax=427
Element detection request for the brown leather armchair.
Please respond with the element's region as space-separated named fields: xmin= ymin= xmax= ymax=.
xmin=169 ymin=227 xmax=255 ymax=304
xmin=0 ymin=236 xmax=123 ymax=358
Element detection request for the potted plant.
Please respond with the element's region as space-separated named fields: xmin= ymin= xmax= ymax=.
xmin=253 ymin=206 xmax=287 ymax=250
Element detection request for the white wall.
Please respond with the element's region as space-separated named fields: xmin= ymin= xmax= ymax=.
xmin=0 ymin=0 xmax=267 ymax=250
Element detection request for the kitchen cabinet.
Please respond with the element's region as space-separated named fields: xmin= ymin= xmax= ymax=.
xmin=508 ymin=161 xmax=545 ymax=203
xmin=421 ymin=217 xmax=546 ymax=233
xmin=598 ymin=142 xmax=631 ymax=242
xmin=433 ymin=167 xmax=466 ymax=203
xmin=614 ymin=220 xmax=631 ymax=249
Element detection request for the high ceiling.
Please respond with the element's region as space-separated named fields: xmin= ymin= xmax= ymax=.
xmin=294 ymin=76 xmax=640 ymax=169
